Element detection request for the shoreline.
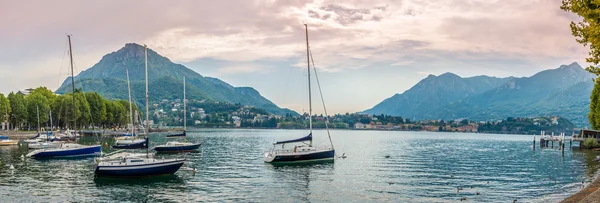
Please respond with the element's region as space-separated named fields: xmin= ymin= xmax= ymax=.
xmin=562 ymin=164 xmax=600 ymax=203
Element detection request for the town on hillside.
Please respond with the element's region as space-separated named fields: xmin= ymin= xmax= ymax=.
xmin=144 ymin=97 xmax=576 ymax=135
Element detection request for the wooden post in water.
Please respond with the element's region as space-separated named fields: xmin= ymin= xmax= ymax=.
xmin=533 ymin=135 xmax=536 ymax=151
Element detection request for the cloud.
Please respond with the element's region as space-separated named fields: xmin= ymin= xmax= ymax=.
xmin=214 ymin=64 xmax=274 ymax=76
xmin=391 ymin=61 xmax=415 ymax=66
xmin=0 ymin=0 xmax=594 ymax=113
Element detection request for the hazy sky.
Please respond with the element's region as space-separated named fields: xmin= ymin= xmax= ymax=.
xmin=0 ymin=0 xmax=590 ymax=114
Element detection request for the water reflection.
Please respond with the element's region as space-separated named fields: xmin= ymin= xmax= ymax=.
xmin=266 ymin=162 xmax=335 ymax=202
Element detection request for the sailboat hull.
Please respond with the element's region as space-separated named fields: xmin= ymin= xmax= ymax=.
xmin=27 ymin=145 xmax=102 ymax=158
xmin=112 ymin=138 xmax=148 ymax=149
xmin=154 ymin=143 xmax=201 ymax=153
xmin=265 ymin=149 xmax=335 ymax=164
xmin=94 ymin=159 xmax=184 ymax=177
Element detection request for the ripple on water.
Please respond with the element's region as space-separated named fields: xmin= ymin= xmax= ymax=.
xmin=0 ymin=130 xmax=599 ymax=202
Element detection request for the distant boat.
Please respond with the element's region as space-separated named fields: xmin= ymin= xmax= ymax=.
xmin=154 ymin=76 xmax=201 ymax=153
xmin=264 ymin=24 xmax=335 ymax=164
xmin=0 ymin=136 xmax=18 ymax=146
xmin=95 ymin=44 xmax=184 ymax=177
xmin=27 ymin=108 xmax=62 ymax=149
xmin=27 ymin=35 xmax=101 ymax=158
xmin=113 ymin=69 xmax=146 ymax=149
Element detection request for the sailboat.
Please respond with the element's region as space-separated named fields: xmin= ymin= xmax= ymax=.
xmin=154 ymin=76 xmax=201 ymax=153
xmin=27 ymin=107 xmax=63 ymax=149
xmin=264 ymin=24 xmax=335 ymax=164
xmin=113 ymin=69 xmax=148 ymax=149
xmin=26 ymin=35 xmax=102 ymax=158
xmin=94 ymin=44 xmax=184 ymax=177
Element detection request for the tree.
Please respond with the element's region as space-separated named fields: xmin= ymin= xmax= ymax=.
xmin=561 ymin=1 xmax=600 ymax=73
xmin=0 ymin=94 xmax=10 ymax=127
xmin=85 ymin=92 xmax=107 ymax=127
xmin=8 ymin=92 xmax=27 ymax=129
xmin=25 ymin=93 xmax=50 ymax=130
xmin=591 ymin=79 xmax=600 ymax=129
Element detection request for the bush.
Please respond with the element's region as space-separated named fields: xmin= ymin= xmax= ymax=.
xmin=584 ymin=138 xmax=599 ymax=148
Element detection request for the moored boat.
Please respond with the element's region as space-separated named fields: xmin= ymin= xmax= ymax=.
xmin=154 ymin=141 xmax=201 ymax=153
xmin=0 ymin=139 xmax=19 ymax=146
xmin=27 ymin=143 xmax=101 ymax=158
xmin=94 ymin=155 xmax=184 ymax=177
xmin=26 ymin=35 xmax=102 ymax=159
xmin=154 ymin=76 xmax=201 ymax=153
xmin=95 ymin=44 xmax=185 ymax=177
xmin=264 ymin=24 xmax=336 ymax=164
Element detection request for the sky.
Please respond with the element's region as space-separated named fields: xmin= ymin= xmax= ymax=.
xmin=0 ymin=0 xmax=591 ymax=115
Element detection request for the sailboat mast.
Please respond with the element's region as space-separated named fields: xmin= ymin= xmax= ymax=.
xmin=144 ymin=45 xmax=149 ymax=156
xmin=36 ymin=106 xmax=40 ymax=134
xmin=183 ymin=76 xmax=186 ymax=132
xmin=4 ymin=105 xmax=8 ymax=131
xmin=305 ymin=24 xmax=313 ymax=146
xmin=126 ymin=69 xmax=133 ymax=135
xmin=49 ymin=109 xmax=53 ymax=133
xmin=5 ymin=103 xmax=10 ymax=131
xmin=68 ymin=35 xmax=77 ymax=141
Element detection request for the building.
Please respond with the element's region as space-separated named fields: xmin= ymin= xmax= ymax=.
xmin=573 ymin=129 xmax=600 ymax=147
xmin=354 ymin=122 xmax=365 ymax=129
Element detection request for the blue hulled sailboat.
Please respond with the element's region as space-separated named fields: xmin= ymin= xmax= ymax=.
xmin=27 ymin=35 xmax=101 ymax=158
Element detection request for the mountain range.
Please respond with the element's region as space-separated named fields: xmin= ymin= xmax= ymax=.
xmin=364 ymin=62 xmax=595 ymax=127
xmin=56 ymin=43 xmax=297 ymax=116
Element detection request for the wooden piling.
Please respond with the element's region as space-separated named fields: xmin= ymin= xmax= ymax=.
xmin=533 ymin=137 xmax=536 ymax=151
xmin=552 ymin=140 xmax=554 ymax=148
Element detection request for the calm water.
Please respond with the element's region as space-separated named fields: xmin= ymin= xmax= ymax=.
xmin=0 ymin=129 xmax=599 ymax=202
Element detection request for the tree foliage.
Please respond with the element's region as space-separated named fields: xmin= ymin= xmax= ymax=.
xmin=584 ymin=137 xmax=599 ymax=148
xmin=3 ymin=86 xmax=135 ymax=130
xmin=8 ymin=92 xmax=27 ymax=129
xmin=0 ymin=94 xmax=9 ymax=123
xmin=590 ymin=79 xmax=600 ymax=129
xmin=561 ymin=1 xmax=600 ymax=74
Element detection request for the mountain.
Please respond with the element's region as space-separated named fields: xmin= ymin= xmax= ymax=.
xmin=364 ymin=62 xmax=595 ymax=127
xmin=365 ymin=72 xmax=512 ymax=119
xmin=56 ymin=43 xmax=297 ymax=116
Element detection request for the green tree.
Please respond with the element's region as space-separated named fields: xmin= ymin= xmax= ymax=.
xmin=24 ymin=93 xmax=50 ymax=130
xmin=85 ymin=92 xmax=107 ymax=126
xmin=561 ymin=1 xmax=600 ymax=73
xmin=0 ymin=94 xmax=10 ymax=126
xmin=75 ymin=93 xmax=91 ymax=128
xmin=8 ymin=92 xmax=27 ymax=129
xmin=591 ymin=79 xmax=600 ymax=129
xmin=584 ymin=137 xmax=599 ymax=148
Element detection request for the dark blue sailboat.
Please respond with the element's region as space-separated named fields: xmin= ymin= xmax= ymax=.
xmin=154 ymin=76 xmax=201 ymax=153
xmin=112 ymin=69 xmax=148 ymax=150
xmin=112 ymin=137 xmax=148 ymax=149
xmin=95 ymin=45 xmax=184 ymax=177
xmin=264 ymin=24 xmax=335 ymax=164
xmin=26 ymin=35 xmax=101 ymax=159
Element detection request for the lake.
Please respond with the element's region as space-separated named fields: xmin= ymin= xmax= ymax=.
xmin=0 ymin=129 xmax=598 ymax=202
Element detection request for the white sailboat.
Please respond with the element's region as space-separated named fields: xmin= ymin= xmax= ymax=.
xmin=95 ymin=44 xmax=184 ymax=177
xmin=154 ymin=76 xmax=201 ymax=153
xmin=264 ymin=24 xmax=335 ymax=164
xmin=28 ymin=107 xmax=63 ymax=149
